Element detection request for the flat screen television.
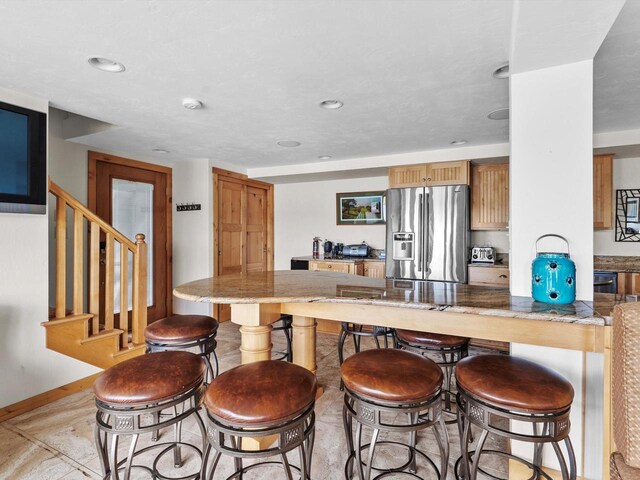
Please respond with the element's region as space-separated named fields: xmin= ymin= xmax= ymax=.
xmin=0 ymin=101 xmax=46 ymax=214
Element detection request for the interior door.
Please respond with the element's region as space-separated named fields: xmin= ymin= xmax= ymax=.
xmin=214 ymin=170 xmax=273 ymax=321
xmin=94 ymin=159 xmax=169 ymax=325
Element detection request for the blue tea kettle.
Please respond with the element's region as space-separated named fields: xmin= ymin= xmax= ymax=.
xmin=531 ymin=234 xmax=576 ymax=305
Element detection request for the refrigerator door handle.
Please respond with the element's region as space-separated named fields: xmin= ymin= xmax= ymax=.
xmin=418 ymin=193 xmax=423 ymax=272
xmin=424 ymin=191 xmax=429 ymax=272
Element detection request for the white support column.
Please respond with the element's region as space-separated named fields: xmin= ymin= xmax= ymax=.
xmin=510 ymin=60 xmax=594 ymax=301
xmin=509 ymin=60 xmax=598 ymax=478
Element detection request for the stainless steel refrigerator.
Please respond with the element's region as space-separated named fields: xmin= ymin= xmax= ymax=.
xmin=385 ymin=185 xmax=469 ymax=282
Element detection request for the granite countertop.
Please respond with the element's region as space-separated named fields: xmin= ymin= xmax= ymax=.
xmin=175 ymin=270 xmax=625 ymax=326
xmin=594 ymin=255 xmax=640 ymax=273
xmin=292 ymin=255 xmax=385 ymax=263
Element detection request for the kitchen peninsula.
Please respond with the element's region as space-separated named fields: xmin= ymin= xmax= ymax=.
xmin=174 ymin=270 xmax=622 ymax=479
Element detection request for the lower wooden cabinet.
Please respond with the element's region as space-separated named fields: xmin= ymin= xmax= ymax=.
xmin=618 ymin=273 xmax=640 ymax=295
xmin=364 ymin=261 xmax=385 ymax=278
xmin=309 ymin=260 xmax=363 ymax=275
xmin=467 ymin=265 xmax=509 ymax=286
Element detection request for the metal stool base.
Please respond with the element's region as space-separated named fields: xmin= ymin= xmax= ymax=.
xmin=343 ymin=388 xmax=449 ymax=480
xmin=456 ymin=388 xmax=577 ymax=480
xmin=454 ymin=449 xmax=556 ymax=480
xmin=146 ymin=332 xmax=219 ymax=383
xmin=202 ymin=403 xmax=315 ymax=480
xmin=95 ymin=383 xmax=206 ymax=480
xmin=396 ymin=336 xmax=468 ymax=424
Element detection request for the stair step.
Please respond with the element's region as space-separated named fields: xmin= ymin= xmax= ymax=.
xmin=41 ymin=313 xmax=93 ymax=328
xmin=80 ymin=329 xmax=124 ymax=345
xmin=113 ymin=344 xmax=147 ymax=358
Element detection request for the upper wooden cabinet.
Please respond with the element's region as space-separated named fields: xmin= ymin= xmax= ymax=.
xmin=593 ymin=154 xmax=613 ymax=230
xmin=471 ymin=163 xmax=509 ymax=230
xmin=389 ymin=160 xmax=470 ymax=188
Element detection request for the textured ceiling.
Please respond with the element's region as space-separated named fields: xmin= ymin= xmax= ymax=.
xmin=0 ymin=0 xmax=512 ymax=167
xmin=0 ymin=0 xmax=636 ymax=169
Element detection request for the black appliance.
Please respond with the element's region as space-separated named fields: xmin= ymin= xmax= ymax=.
xmin=594 ymin=271 xmax=617 ymax=293
xmin=291 ymin=259 xmax=309 ymax=270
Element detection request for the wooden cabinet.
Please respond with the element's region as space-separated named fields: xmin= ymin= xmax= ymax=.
xmin=364 ymin=261 xmax=385 ymax=278
xmin=389 ymin=164 xmax=428 ymax=188
xmin=389 ymin=160 xmax=470 ymax=187
xmin=594 ymin=154 xmax=613 ymax=230
xmin=618 ymin=273 xmax=640 ymax=295
xmin=471 ymin=163 xmax=509 ymax=230
xmin=309 ymin=260 xmax=363 ymax=276
xmin=468 ymin=265 xmax=509 ymax=287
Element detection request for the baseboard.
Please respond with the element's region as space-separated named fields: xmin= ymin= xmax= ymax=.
xmin=0 ymin=372 xmax=102 ymax=423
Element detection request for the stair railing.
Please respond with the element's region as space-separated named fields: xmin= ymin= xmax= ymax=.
xmin=49 ymin=179 xmax=147 ymax=348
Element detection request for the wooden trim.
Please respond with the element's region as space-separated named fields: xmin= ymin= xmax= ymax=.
xmin=87 ymin=151 xmax=173 ymax=317
xmin=280 ymin=302 xmax=603 ymax=353
xmin=213 ymin=166 xmax=247 ymax=181
xmin=89 ymin=151 xmax=172 ymax=175
xmin=0 ymin=372 xmax=102 ymax=422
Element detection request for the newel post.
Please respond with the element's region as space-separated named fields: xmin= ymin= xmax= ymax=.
xmin=132 ymin=233 xmax=148 ymax=344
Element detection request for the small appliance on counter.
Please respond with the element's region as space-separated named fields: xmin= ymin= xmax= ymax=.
xmin=324 ymin=240 xmax=333 ymax=254
xmin=343 ymin=242 xmax=370 ymax=257
xmin=470 ymin=246 xmax=496 ymax=265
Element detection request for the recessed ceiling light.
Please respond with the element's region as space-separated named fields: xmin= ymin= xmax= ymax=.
xmin=182 ymin=98 xmax=203 ymax=110
xmin=492 ymin=63 xmax=510 ymax=79
xmin=87 ymin=57 xmax=125 ymax=73
xmin=152 ymin=148 xmax=169 ymax=154
xmin=277 ymin=140 xmax=301 ymax=147
xmin=319 ymin=100 xmax=343 ymax=110
xmin=318 ymin=155 xmax=332 ymax=160
xmin=487 ymin=108 xmax=509 ymax=120
xmin=450 ymin=140 xmax=467 ymax=146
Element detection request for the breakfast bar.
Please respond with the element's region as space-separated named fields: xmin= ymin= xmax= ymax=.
xmin=174 ymin=270 xmax=622 ymax=479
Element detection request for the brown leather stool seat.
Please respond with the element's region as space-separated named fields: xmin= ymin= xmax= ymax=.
xmin=204 ymin=360 xmax=317 ymax=427
xmin=395 ymin=329 xmax=470 ymax=348
xmin=145 ymin=314 xmax=219 ymax=382
xmin=455 ymin=354 xmax=577 ymax=480
xmin=342 ymin=349 xmax=443 ymax=404
xmin=201 ymin=360 xmax=317 ymax=479
xmin=456 ymin=354 xmax=574 ymax=413
xmin=94 ymin=351 xmax=206 ymax=406
xmin=93 ymin=351 xmax=207 ymax=479
xmin=145 ymin=314 xmax=218 ymax=343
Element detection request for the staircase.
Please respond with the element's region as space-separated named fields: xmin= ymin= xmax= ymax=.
xmin=43 ymin=180 xmax=148 ymax=369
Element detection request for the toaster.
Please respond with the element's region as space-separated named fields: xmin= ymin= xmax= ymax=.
xmin=470 ymin=246 xmax=495 ymax=264
xmin=344 ymin=243 xmax=370 ymax=257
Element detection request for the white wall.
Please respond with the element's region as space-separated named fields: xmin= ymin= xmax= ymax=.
xmin=172 ymin=158 xmax=213 ymax=315
xmin=274 ymin=176 xmax=388 ymax=269
xmin=0 ymin=88 xmax=99 ymax=408
xmin=594 ymin=156 xmax=640 ymax=255
xmin=471 ymin=230 xmax=509 ymax=253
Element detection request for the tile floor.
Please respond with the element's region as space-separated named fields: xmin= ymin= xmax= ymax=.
xmin=0 ymin=322 xmax=509 ymax=479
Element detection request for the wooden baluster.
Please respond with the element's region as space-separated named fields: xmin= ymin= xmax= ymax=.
xmin=104 ymin=233 xmax=115 ymax=331
xmin=72 ymin=210 xmax=84 ymax=315
xmin=55 ymin=198 xmax=67 ymax=319
xmin=132 ymin=233 xmax=147 ymax=344
xmin=119 ymin=245 xmax=129 ymax=348
xmin=89 ymin=222 xmax=100 ymax=334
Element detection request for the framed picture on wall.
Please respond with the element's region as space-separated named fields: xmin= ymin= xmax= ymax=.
xmin=336 ymin=191 xmax=385 ymax=225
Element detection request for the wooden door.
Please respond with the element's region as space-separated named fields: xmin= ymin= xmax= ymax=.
xmin=213 ymin=168 xmax=273 ymax=321
xmin=364 ymin=261 xmax=385 ymax=278
xmin=89 ymin=152 xmax=172 ymax=325
xmin=388 ymin=165 xmax=427 ymax=187
xmin=425 ymin=160 xmax=470 ymax=186
xmin=246 ymin=185 xmax=268 ymax=272
xmin=594 ymin=154 xmax=613 ymax=230
xmin=471 ymin=163 xmax=509 ymax=230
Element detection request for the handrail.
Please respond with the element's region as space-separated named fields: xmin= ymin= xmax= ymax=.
xmin=49 ymin=178 xmax=147 ymax=350
xmin=49 ymin=180 xmax=137 ymax=251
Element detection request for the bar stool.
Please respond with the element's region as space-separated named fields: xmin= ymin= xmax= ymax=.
xmin=455 ymin=354 xmax=576 ymax=480
xmin=272 ymin=314 xmax=293 ymax=362
xmin=93 ymin=351 xmax=207 ymax=480
xmin=338 ymin=322 xmax=395 ymax=390
xmin=341 ymin=349 xmax=449 ymax=480
xmin=145 ymin=314 xmax=219 ymax=382
xmin=395 ymin=329 xmax=469 ymax=419
xmin=201 ymin=360 xmax=317 ymax=479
